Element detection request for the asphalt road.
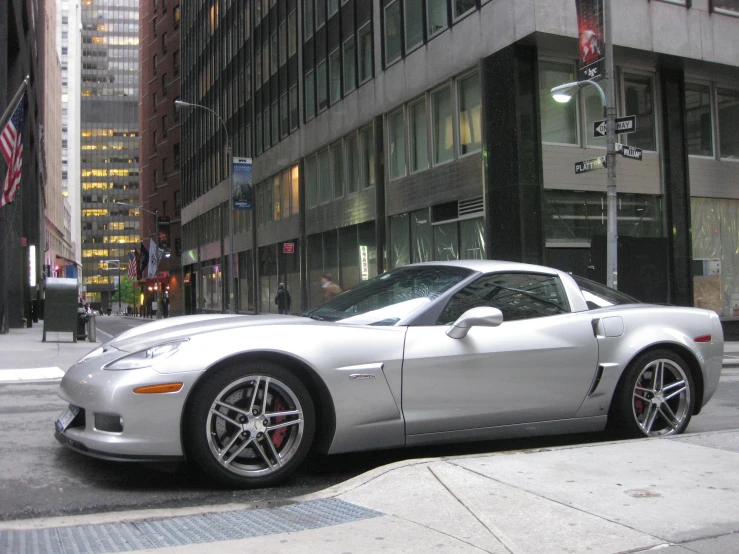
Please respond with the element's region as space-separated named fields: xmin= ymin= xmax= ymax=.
xmin=1 ymin=316 xmax=737 ymax=522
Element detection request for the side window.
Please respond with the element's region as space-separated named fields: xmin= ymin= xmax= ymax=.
xmin=437 ymin=273 xmax=570 ymax=325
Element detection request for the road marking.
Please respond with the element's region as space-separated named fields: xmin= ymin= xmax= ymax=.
xmin=97 ymin=328 xmax=113 ymax=340
xmin=0 ymin=367 xmax=65 ymax=383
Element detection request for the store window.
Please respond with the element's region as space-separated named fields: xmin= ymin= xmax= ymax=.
xmin=538 ymin=61 xmax=578 ymax=145
xmin=329 ymin=48 xmax=341 ymax=104
xmin=384 ymin=1 xmax=402 ymax=66
xmin=358 ymin=23 xmax=373 ymax=83
xmin=457 ymin=73 xmax=481 ymax=156
xmin=345 ymin=133 xmax=359 ymax=194
xmin=388 ymin=109 xmax=406 ymax=179
xmin=623 ymin=73 xmax=656 ymax=151
xmin=343 ymin=35 xmax=356 ymax=95
xmin=405 ymin=0 xmax=424 ymax=51
xmin=411 ymin=209 xmax=432 ymax=263
xmin=685 ymin=83 xmax=713 ymax=157
xmin=317 ymin=59 xmax=328 ymax=112
xmin=332 ymin=141 xmax=344 ymax=198
xmin=718 ymin=88 xmax=739 ymax=159
xmin=409 ymin=98 xmax=428 ymax=172
xmin=432 ymin=86 xmax=454 ymax=164
xmin=427 ymin=0 xmax=447 ymax=36
xmin=318 ymin=148 xmax=331 ymax=204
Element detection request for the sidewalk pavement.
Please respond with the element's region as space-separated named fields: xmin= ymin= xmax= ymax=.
xmin=1 ymin=430 xmax=737 ymax=554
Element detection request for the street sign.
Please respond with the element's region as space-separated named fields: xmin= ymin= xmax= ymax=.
xmin=283 ymin=242 xmax=295 ymax=254
xmin=592 ymin=115 xmax=637 ymax=138
xmin=616 ymin=143 xmax=643 ymax=161
xmin=575 ymin=156 xmax=607 ymax=174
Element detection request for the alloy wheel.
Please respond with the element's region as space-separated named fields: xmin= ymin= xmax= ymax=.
xmin=632 ymin=358 xmax=691 ymax=436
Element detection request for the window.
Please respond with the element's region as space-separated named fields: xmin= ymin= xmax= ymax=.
xmin=438 ymin=273 xmax=570 ymax=325
xmin=345 ymin=133 xmax=359 ymax=194
xmin=329 ymin=48 xmax=341 ymax=104
xmin=152 ymin=91 xmax=158 ymax=112
xmin=384 ymin=1 xmax=402 ymax=65
xmin=162 ymin=32 xmax=168 ymax=51
xmin=317 ymin=59 xmax=328 ymax=112
xmin=343 ymin=36 xmax=356 ymax=95
xmin=713 ymin=0 xmax=739 ymax=15
xmin=388 ymin=109 xmax=406 ymax=179
xmin=409 ymin=98 xmax=428 ymax=172
xmin=272 ymin=100 xmax=279 ymax=145
xmin=279 ymin=21 xmax=287 ymax=66
xmin=280 ymin=93 xmax=288 ymax=137
xmin=453 ymin=0 xmax=475 ymax=19
xmin=331 ymin=141 xmax=344 ymax=198
xmin=718 ymin=88 xmax=739 ymax=159
xmin=624 ymin=74 xmax=656 ymax=151
xmin=263 ymin=46 xmax=270 ymax=84
xmin=255 ymin=48 xmax=262 ymax=86
xmin=685 ymin=83 xmax=713 ymax=157
xmin=304 ymin=0 xmax=314 ymax=38
xmin=273 ymin=175 xmax=281 ymax=220
xmin=289 ymin=10 xmax=297 ymax=56
xmin=457 ymin=73 xmax=481 ymax=156
xmin=318 ymin=148 xmax=331 ymax=203
xmin=264 ymin=106 xmax=271 ymax=147
xmin=174 ymin=5 xmax=180 ymax=27
xmin=329 ymin=0 xmax=339 ymax=16
xmin=358 ymin=23 xmax=373 ymax=83
xmin=161 ymin=73 xmax=168 ymax=95
xmin=174 ymin=143 xmax=181 ymax=167
xmin=361 ymin=125 xmax=375 ymax=188
xmin=281 ymin=170 xmax=291 ymax=217
xmin=162 ymin=115 xmax=168 ymax=139
xmin=306 ymin=155 xmax=318 ymax=208
xmin=256 ymin=113 xmax=263 ymax=154
xmin=173 ymin=50 xmax=180 ymax=76
xmin=432 ymin=86 xmax=454 ymax=164
xmin=291 ymin=165 xmax=300 ymax=215
xmin=305 ymin=70 xmax=316 ymax=120
xmin=405 ymin=0 xmax=424 ymax=51
xmin=538 ymin=61 xmax=578 ymax=145
xmin=290 ymin=85 xmax=299 ymax=130
xmin=316 ymin=0 xmax=326 ymax=28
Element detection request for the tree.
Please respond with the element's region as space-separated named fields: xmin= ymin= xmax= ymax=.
xmin=112 ymin=275 xmax=136 ymax=307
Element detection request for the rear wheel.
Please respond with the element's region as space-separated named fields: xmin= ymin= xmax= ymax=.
xmin=185 ymin=362 xmax=315 ymax=488
xmin=611 ymin=349 xmax=694 ymax=437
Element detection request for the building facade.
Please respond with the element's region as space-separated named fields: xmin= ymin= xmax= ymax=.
xmin=0 ymin=0 xmax=45 ymax=331
xmin=180 ymin=0 xmax=739 ymax=316
xmin=139 ymin=0 xmax=184 ymax=316
xmin=79 ymin=0 xmax=140 ymax=311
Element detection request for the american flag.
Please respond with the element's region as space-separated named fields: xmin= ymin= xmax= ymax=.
xmin=0 ymin=99 xmax=25 ymax=208
xmin=127 ymin=250 xmax=138 ymax=280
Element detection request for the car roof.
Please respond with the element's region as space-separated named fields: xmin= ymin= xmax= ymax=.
xmin=408 ymin=259 xmax=560 ymax=275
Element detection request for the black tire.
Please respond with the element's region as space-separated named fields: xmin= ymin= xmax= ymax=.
xmin=609 ymin=349 xmax=695 ymax=438
xmin=184 ymin=361 xmax=315 ymax=488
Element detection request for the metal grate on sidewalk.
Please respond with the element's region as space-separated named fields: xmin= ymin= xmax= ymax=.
xmin=1 ymin=498 xmax=381 ymax=554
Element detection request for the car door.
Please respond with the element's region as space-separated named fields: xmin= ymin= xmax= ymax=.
xmin=402 ymin=272 xmax=599 ymax=435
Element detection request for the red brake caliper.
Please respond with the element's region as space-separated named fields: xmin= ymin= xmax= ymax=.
xmin=270 ymin=396 xmax=288 ymax=449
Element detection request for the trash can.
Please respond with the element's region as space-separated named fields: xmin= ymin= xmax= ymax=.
xmin=77 ymin=308 xmax=88 ymax=341
xmin=87 ymin=313 xmax=97 ymax=342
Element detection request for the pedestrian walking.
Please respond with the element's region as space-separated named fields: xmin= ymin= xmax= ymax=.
xmin=275 ymin=282 xmax=291 ymax=314
xmin=321 ymin=273 xmax=341 ymax=302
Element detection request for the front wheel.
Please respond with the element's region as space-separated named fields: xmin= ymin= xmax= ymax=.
xmin=611 ymin=349 xmax=695 ymax=438
xmin=185 ymin=362 xmax=315 ymax=488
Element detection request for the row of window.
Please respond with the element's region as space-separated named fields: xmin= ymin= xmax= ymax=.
xmin=254 ymin=165 xmax=300 ymax=226
xmin=305 ymin=125 xmax=376 ymax=209
xmin=387 ymin=71 xmax=480 ymax=179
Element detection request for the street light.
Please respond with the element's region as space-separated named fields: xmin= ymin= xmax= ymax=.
xmin=174 ymin=99 xmax=235 ymax=314
xmin=550 ymin=75 xmax=618 ymax=290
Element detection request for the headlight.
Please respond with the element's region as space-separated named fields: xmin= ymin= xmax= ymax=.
xmin=104 ymin=340 xmax=187 ymax=371
xmin=76 ymin=346 xmax=105 ymax=365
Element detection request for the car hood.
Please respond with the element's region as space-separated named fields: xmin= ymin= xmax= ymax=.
xmin=107 ymin=314 xmax=319 ymax=353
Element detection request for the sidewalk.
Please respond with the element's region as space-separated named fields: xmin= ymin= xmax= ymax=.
xmin=1 ymin=430 xmax=737 ymax=554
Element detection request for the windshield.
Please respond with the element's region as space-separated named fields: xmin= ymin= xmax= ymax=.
xmin=303 ymin=266 xmax=474 ymax=324
xmin=573 ymin=276 xmax=641 ymax=308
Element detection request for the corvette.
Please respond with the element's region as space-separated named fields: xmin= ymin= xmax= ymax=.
xmin=55 ymin=261 xmax=723 ymax=487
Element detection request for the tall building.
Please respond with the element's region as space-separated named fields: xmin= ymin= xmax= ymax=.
xmin=41 ymin=0 xmax=75 ymax=282
xmin=58 ymin=0 xmax=83 ymax=270
xmin=180 ymin=0 xmax=739 ymax=316
xmin=0 ymin=0 xmax=45 ymax=331
xmin=139 ymin=0 xmax=183 ymax=316
xmin=79 ymin=0 xmax=140 ymax=311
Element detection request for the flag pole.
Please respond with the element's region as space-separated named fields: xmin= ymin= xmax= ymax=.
xmin=0 ymin=76 xmax=29 ymax=132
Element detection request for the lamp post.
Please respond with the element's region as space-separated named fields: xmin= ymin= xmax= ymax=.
xmin=116 ymin=202 xmax=162 ymax=318
xmin=550 ymin=75 xmax=618 ymax=290
xmin=174 ymin=99 xmax=235 ymax=314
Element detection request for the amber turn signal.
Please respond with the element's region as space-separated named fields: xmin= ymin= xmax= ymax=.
xmin=133 ymin=383 xmax=184 ymax=394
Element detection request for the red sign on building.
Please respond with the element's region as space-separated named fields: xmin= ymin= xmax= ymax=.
xmin=283 ymin=242 xmax=295 ymax=254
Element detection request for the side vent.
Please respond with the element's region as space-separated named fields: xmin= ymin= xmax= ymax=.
xmin=587 ymin=365 xmax=605 ymax=397
xmin=458 ymin=196 xmax=484 ymax=217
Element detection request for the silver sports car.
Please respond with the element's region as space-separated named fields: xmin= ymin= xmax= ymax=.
xmin=56 ymin=261 xmax=724 ymax=487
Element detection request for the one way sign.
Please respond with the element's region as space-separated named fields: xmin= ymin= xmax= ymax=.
xmin=593 ymin=115 xmax=637 ymax=138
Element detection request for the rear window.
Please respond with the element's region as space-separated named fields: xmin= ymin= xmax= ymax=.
xmin=573 ymin=276 xmax=640 ymax=309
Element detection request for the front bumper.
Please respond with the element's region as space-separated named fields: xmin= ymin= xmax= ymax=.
xmin=55 ymin=353 xmax=202 ymax=459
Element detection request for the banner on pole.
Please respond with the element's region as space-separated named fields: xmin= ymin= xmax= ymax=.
xmin=233 ymin=157 xmax=254 ymax=210
xmin=157 ymin=215 xmax=171 ymax=250
xmin=576 ymin=0 xmax=605 ymax=81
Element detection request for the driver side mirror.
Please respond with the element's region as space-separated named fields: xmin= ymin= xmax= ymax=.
xmin=446 ymin=307 xmax=504 ymax=339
